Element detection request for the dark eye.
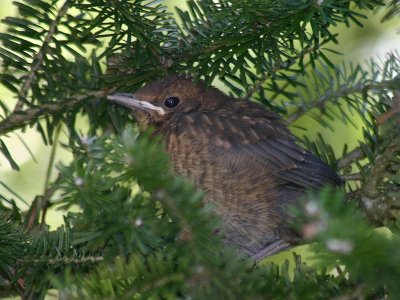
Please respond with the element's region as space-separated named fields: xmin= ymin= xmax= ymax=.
xmin=164 ymin=96 xmax=180 ymax=108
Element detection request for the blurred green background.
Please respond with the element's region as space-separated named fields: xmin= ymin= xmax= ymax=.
xmin=0 ymin=0 xmax=399 ymax=267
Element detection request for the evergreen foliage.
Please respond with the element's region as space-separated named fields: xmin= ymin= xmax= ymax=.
xmin=0 ymin=0 xmax=399 ymax=298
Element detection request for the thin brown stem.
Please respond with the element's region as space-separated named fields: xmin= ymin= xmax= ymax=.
xmin=376 ymin=91 xmax=400 ymax=125
xmin=341 ymin=173 xmax=363 ymax=181
xmin=40 ymin=183 xmax=57 ymax=225
xmin=0 ymin=91 xmax=104 ymax=135
xmin=125 ymin=273 xmax=184 ymax=299
xmin=13 ymin=0 xmax=71 ymax=112
xmin=359 ymin=136 xmax=400 ymax=224
xmin=40 ymin=125 xmax=62 ymax=225
xmin=338 ymin=148 xmax=365 ymax=169
xmin=17 ymin=256 xmax=104 ymax=265
xmin=287 ymin=79 xmax=399 ymax=124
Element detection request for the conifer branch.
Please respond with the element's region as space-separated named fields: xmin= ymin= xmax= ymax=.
xmin=360 ymin=136 xmax=400 ymax=224
xmin=0 ymin=91 xmax=104 ymax=135
xmin=245 ymin=42 xmax=328 ymax=99
xmin=13 ymin=0 xmax=71 ymax=112
xmin=338 ymin=148 xmax=365 ymax=169
xmin=17 ymin=256 xmax=104 ymax=265
xmin=341 ymin=173 xmax=363 ymax=181
xmin=245 ymin=58 xmax=303 ymax=101
xmin=1 ymin=1 xmax=399 ymax=298
xmin=287 ymin=78 xmax=399 ymax=124
xmin=126 ymin=273 xmax=184 ymax=297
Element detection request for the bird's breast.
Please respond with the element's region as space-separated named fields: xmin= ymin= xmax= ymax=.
xmin=164 ymin=130 xmax=285 ymax=254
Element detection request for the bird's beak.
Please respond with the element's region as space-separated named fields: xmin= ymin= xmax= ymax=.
xmin=107 ymin=93 xmax=166 ymax=116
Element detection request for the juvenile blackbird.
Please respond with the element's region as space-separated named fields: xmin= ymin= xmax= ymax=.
xmin=108 ymin=75 xmax=342 ymax=260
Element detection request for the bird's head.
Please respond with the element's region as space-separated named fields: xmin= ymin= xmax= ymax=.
xmin=108 ymin=75 xmax=228 ymax=130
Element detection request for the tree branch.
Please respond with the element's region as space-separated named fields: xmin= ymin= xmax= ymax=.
xmin=359 ymin=136 xmax=400 ymax=224
xmin=338 ymin=148 xmax=366 ymax=169
xmin=0 ymin=91 xmax=105 ymax=136
xmin=17 ymin=256 xmax=104 ymax=265
xmin=13 ymin=0 xmax=71 ymax=112
xmin=126 ymin=273 xmax=184 ymax=297
xmin=341 ymin=173 xmax=363 ymax=181
xmin=287 ymin=79 xmax=400 ymax=124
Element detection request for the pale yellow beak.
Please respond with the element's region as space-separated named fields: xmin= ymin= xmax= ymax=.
xmin=108 ymin=93 xmax=166 ymax=115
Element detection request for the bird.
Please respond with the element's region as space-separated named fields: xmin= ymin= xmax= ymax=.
xmin=108 ymin=74 xmax=343 ymax=261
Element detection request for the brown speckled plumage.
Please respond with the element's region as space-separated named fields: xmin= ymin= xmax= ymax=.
xmin=109 ymin=75 xmax=342 ymax=259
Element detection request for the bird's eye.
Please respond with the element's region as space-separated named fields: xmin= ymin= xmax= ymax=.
xmin=164 ymin=96 xmax=180 ymax=108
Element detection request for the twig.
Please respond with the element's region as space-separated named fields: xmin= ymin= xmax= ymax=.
xmin=337 ymin=148 xmax=365 ymax=169
xmin=125 ymin=273 xmax=184 ymax=298
xmin=40 ymin=125 xmax=62 ymax=224
xmin=337 ymin=91 xmax=400 ymax=170
xmin=341 ymin=173 xmax=363 ymax=181
xmin=13 ymin=0 xmax=71 ymax=112
xmin=40 ymin=181 xmax=58 ymax=226
xmin=376 ymin=91 xmax=400 ymax=125
xmin=0 ymin=91 xmax=104 ymax=135
xmin=17 ymin=256 xmax=104 ymax=265
xmin=360 ymin=136 xmax=400 ymax=223
xmin=287 ymin=79 xmax=400 ymax=124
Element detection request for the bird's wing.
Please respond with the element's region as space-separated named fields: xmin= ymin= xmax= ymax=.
xmin=175 ymin=102 xmax=342 ymax=189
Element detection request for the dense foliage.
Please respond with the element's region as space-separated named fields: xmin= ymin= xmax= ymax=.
xmin=0 ymin=0 xmax=399 ymax=298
